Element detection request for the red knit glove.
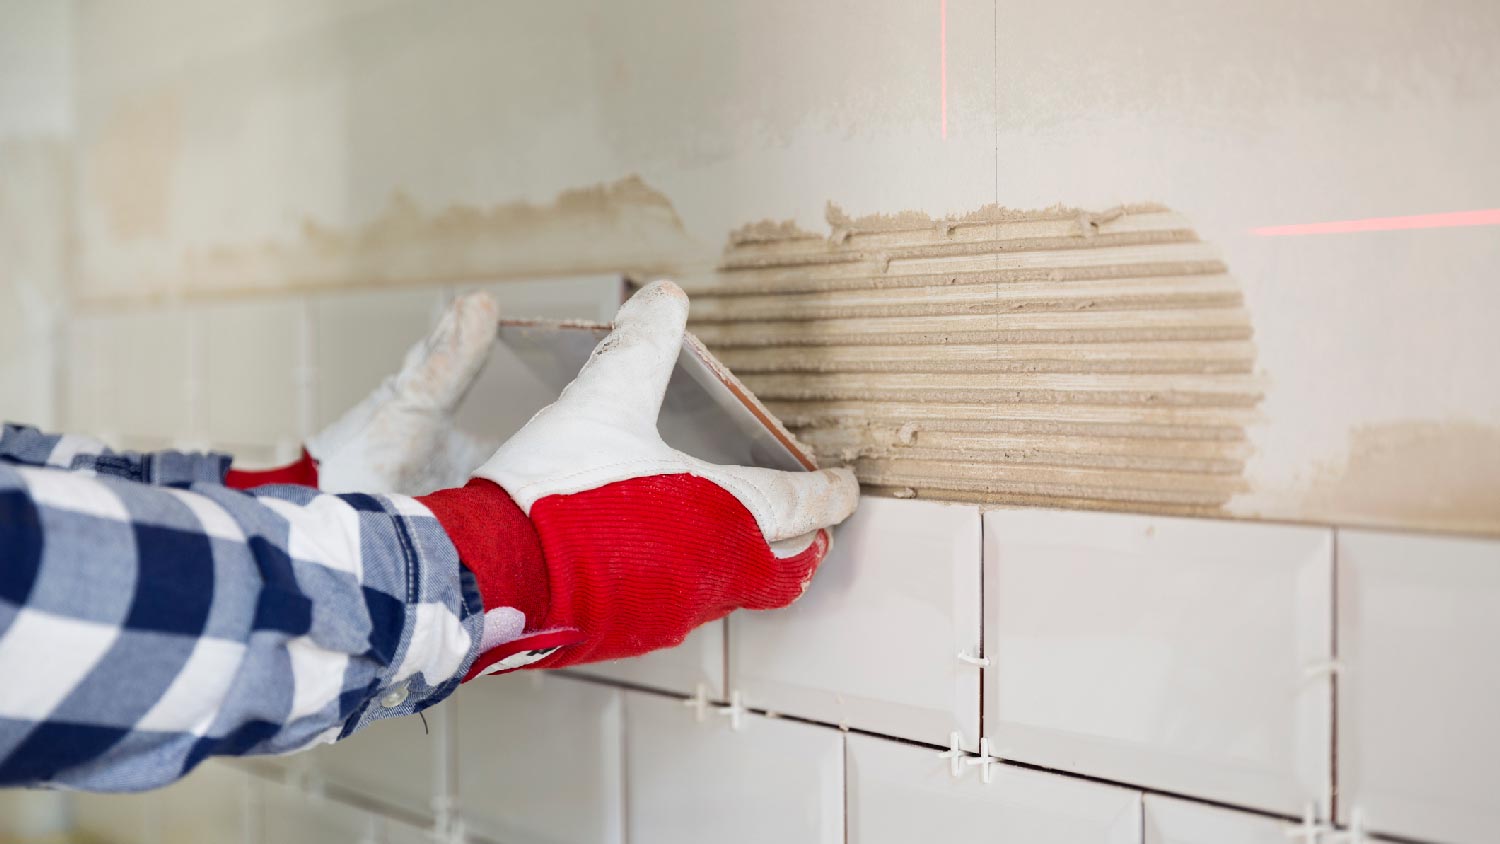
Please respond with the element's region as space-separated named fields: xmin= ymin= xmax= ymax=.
xmin=224 ymin=448 xmax=320 ymax=490
xmin=418 ymin=281 xmax=860 ymax=677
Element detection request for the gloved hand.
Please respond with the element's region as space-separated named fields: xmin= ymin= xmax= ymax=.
xmin=419 ymin=280 xmax=861 ymax=677
xmin=226 ymin=292 xmax=501 ymax=495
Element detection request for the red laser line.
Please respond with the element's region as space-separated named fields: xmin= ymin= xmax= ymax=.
xmin=1251 ymin=208 xmax=1500 ymax=237
xmin=940 ymin=0 xmax=948 ymax=140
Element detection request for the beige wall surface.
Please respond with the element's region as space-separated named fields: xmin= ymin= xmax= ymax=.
xmin=14 ymin=0 xmax=1500 ymax=534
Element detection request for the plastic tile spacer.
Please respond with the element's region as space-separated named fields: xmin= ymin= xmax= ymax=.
xmin=430 ymin=794 xmax=458 ymax=825
xmin=716 ymin=690 xmax=746 ymax=731
xmin=964 ymin=737 xmax=1000 ymax=785
xmin=436 ymin=815 xmax=468 ymax=844
xmin=358 ymin=816 xmax=381 ymax=844
xmin=936 ymin=731 xmax=966 ymax=779
xmin=1323 ymin=809 xmax=1366 ymax=844
xmin=1302 ymin=660 xmax=1343 ymax=680
xmin=956 ymin=649 xmax=989 ymax=668
xmin=683 ymin=683 xmax=712 ymax=723
xmin=1283 ymin=803 xmax=1332 ymax=842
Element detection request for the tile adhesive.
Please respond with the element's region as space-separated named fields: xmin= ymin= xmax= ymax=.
xmin=681 ymin=202 xmax=1262 ymax=516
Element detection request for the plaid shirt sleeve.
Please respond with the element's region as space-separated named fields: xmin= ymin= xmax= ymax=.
xmin=0 ymin=425 xmax=487 ymax=791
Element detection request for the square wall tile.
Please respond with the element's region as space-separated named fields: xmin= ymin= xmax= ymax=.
xmin=454 ymin=673 xmax=623 ymax=844
xmin=255 ymin=779 xmax=380 ymax=844
xmin=1338 ymin=529 xmax=1500 ymax=844
xmin=1143 ymin=795 xmax=1292 ymax=844
xmin=66 ymin=309 xmax=193 ymax=443
xmin=847 ymin=732 xmax=1140 ymax=844
xmin=569 ymin=619 xmax=725 ymax=699
xmin=984 ymin=509 xmax=1332 ymax=816
xmin=730 ymin=498 xmax=982 ymax=748
xmin=306 ymin=704 xmax=445 ymax=820
xmin=201 ymin=299 xmax=305 ymax=448
xmin=625 ymin=691 xmax=843 ymax=844
xmin=311 ymin=287 xmax=444 ymax=430
xmin=70 ymin=790 xmax=152 ymax=844
xmin=155 ymin=760 xmax=251 ymax=844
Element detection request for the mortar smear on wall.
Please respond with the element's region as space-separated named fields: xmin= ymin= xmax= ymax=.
xmin=683 ymin=202 xmax=1263 ymax=516
xmin=76 ymin=175 xmax=706 ymax=304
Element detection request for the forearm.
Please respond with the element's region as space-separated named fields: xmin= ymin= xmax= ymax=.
xmin=0 ymin=462 xmax=484 ymax=791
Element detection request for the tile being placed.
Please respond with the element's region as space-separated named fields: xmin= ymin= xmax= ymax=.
xmin=1338 ymin=529 xmax=1500 ymax=844
xmin=984 ymin=508 xmax=1333 ymax=816
xmin=450 ymin=276 xmax=623 ymax=450
xmin=625 ymin=690 xmax=843 ymax=844
xmin=846 ymin=732 xmax=1140 ymax=844
xmin=1143 ymin=794 xmax=1297 ymax=844
xmin=730 ymin=497 xmax=982 ymax=748
xmin=311 ymin=287 xmax=444 ymax=430
xmin=454 ymin=672 xmax=624 ymax=844
xmin=569 ymin=619 xmax=725 ymax=698
xmin=306 ymin=703 xmax=446 ymax=820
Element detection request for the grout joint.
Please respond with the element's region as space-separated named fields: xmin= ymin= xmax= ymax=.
xmin=1284 ymin=803 xmax=1333 ymax=843
xmin=1322 ymin=809 xmax=1366 ymax=844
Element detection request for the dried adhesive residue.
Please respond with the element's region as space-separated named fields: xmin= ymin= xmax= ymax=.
xmin=88 ymin=88 xmax=183 ymax=240
xmin=80 ymin=175 xmax=706 ymax=303
xmin=687 ymin=201 xmax=1263 ymax=516
xmin=1300 ymin=421 xmax=1500 ymax=536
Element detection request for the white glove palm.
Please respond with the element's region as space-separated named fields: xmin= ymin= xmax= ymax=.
xmin=308 ymin=292 xmax=499 ymax=495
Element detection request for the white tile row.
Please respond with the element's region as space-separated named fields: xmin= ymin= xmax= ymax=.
xmin=579 ymin=505 xmax=1499 ymax=844
xmin=63 ymin=277 xmax=624 ymax=455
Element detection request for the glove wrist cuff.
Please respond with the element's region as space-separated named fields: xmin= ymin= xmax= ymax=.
xmin=224 ymin=448 xmax=320 ymax=490
xmin=417 ymin=478 xmax=550 ymax=632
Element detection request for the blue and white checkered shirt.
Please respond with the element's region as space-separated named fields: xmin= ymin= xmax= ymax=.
xmin=0 ymin=424 xmax=486 ymax=791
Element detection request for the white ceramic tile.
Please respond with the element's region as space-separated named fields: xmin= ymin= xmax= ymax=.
xmin=454 ymin=673 xmax=623 ymax=844
xmin=1143 ymin=794 xmax=1294 ymax=844
xmin=0 ymin=792 xmax=70 ymax=841
xmin=625 ymin=690 xmax=843 ymax=844
xmin=70 ymin=789 xmax=153 ymax=844
xmin=201 ymin=299 xmax=304 ymax=448
xmin=255 ymin=779 xmax=381 ymax=844
xmin=730 ymin=497 xmax=982 ymax=748
xmin=449 ymin=276 xmax=623 ymax=451
xmin=65 ymin=310 xmax=193 ymax=443
xmin=1338 ymin=529 xmax=1500 ymax=844
xmin=984 ymin=509 xmax=1333 ymax=816
xmin=382 ymin=816 xmax=439 ymax=844
xmin=846 ymin=732 xmax=1140 ymax=844
xmin=306 ymin=704 xmax=445 ymax=819
xmin=64 ymin=315 xmax=109 ymax=439
xmin=311 ymin=287 xmax=444 ymax=430
xmin=569 ymin=619 xmax=725 ymax=699
xmin=155 ymin=760 xmax=252 ymax=844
